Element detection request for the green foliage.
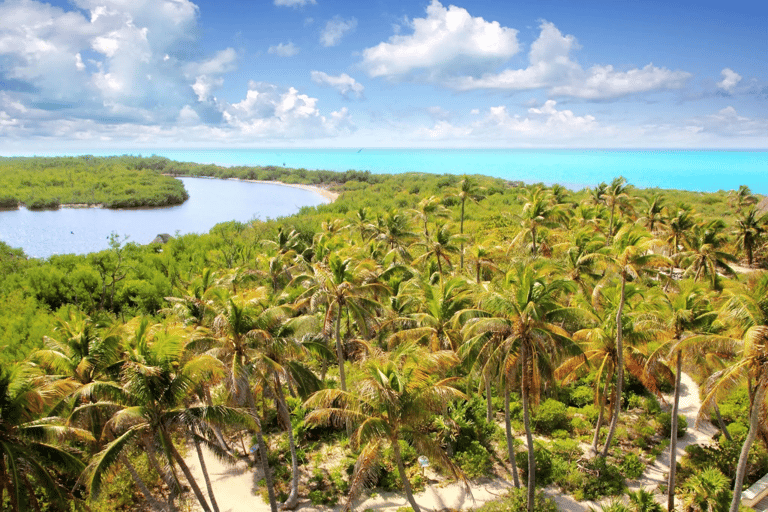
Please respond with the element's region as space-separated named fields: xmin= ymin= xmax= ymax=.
xmin=533 ymin=398 xmax=570 ymax=435
xmin=454 ymin=440 xmax=492 ymax=478
xmin=517 ymin=442 xmax=554 ymax=487
xmin=573 ymin=458 xmax=626 ymax=501
xmin=658 ymin=413 xmax=688 ymax=438
xmin=620 ymin=452 xmax=646 ymax=479
xmin=471 ymin=488 xmax=558 ymax=512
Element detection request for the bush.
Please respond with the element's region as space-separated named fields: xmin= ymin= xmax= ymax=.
xmin=455 ymin=440 xmax=492 ymax=478
xmin=620 ymin=452 xmax=646 ymax=479
xmin=472 ymin=487 xmax=558 ymax=512
xmin=517 ymin=442 xmax=554 ymax=487
xmin=658 ymin=413 xmax=688 ymax=438
xmin=573 ymin=457 xmax=626 ymax=501
xmin=533 ymin=399 xmax=569 ymax=435
xmin=567 ymin=385 xmax=594 ymax=407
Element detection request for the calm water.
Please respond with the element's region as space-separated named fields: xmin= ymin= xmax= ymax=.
xmin=0 ymin=178 xmax=328 ymax=259
xmin=142 ymin=149 xmax=768 ymax=194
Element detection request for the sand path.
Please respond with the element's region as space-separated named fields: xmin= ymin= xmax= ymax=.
xmin=183 ymin=372 xmax=715 ymax=512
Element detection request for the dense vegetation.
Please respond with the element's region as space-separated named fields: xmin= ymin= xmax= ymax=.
xmin=0 ymin=156 xmax=188 ymax=209
xmin=1 ymin=160 xmax=768 ymax=512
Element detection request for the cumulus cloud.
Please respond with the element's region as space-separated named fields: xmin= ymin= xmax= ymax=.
xmin=320 ymin=16 xmax=357 ymax=47
xmin=716 ymin=68 xmax=742 ymax=92
xmin=363 ymin=6 xmax=689 ymax=100
xmin=222 ymin=81 xmax=354 ymax=138
xmin=310 ymin=71 xmax=364 ymax=98
xmin=268 ymin=42 xmax=300 ymax=57
xmin=417 ymin=100 xmax=601 ymax=143
xmin=361 ymin=0 xmax=518 ymax=79
xmin=274 ymin=0 xmax=316 ymax=7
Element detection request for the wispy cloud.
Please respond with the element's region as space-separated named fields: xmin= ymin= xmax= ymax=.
xmin=320 ymin=16 xmax=357 ymax=47
xmin=311 ymin=71 xmax=364 ymax=99
xmin=268 ymin=42 xmax=300 ymax=57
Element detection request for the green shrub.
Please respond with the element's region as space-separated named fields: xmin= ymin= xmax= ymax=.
xmin=533 ymin=399 xmax=569 ymax=434
xmin=455 ymin=440 xmax=492 ymax=478
xmin=573 ymin=457 xmax=626 ymax=501
xmin=517 ymin=442 xmax=554 ymax=487
xmin=472 ymin=487 xmax=558 ymax=512
xmin=567 ymin=385 xmax=594 ymax=407
xmin=644 ymin=395 xmax=662 ymax=415
xmin=620 ymin=452 xmax=646 ymax=479
xmin=658 ymin=413 xmax=688 ymax=438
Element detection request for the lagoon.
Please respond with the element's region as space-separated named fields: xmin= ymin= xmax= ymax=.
xmin=0 ymin=177 xmax=328 ymax=259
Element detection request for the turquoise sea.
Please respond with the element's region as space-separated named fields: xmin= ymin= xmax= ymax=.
xmin=20 ymin=148 xmax=768 ymax=194
xmin=127 ymin=149 xmax=767 ymax=194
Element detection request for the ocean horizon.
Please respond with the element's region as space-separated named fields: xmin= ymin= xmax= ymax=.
xmin=12 ymin=149 xmax=768 ymax=195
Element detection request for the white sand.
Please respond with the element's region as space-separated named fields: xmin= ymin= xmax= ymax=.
xmin=182 ymin=372 xmax=715 ymax=512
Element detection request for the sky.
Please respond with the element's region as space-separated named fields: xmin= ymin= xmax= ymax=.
xmin=0 ymin=0 xmax=765 ymax=151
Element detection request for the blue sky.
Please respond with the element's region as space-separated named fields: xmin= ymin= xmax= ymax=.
xmin=0 ymin=0 xmax=765 ymax=151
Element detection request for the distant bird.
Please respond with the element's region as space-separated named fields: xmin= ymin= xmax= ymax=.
xmin=70 ymin=231 xmax=74 ymax=234
xmin=357 ymin=148 xmax=363 ymax=153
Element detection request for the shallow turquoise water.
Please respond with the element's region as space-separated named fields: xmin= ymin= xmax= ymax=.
xmin=128 ymin=149 xmax=767 ymax=194
xmin=0 ymin=178 xmax=327 ymax=258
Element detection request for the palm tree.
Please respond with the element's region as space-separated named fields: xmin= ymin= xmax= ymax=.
xmin=453 ymin=176 xmax=485 ymax=270
xmin=600 ymin=225 xmax=670 ymax=457
xmin=603 ymin=177 xmax=632 ymax=238
xmin=410 ymin=195 xmax=451 ymax=238
xmin=304 ymin=344 xmax=467 ymax=512
xmin=293 ymin=254 xmax=385 ymax=392
xmin=680 ymin=220 xmax=737 ymax=290
xmin=514 ymin=186 xmax=566 ymax=256
xmin=0 ymin=362 xmax=92 ymax=512
xmin=665 ymin=206 xmax=697 ymax=262
xmin=702 ymin=273 xmax=768 ymax=512
xmin=680 ymin=467 xmax=731 ymax=512
xmin=728 ymin=185 xmax=758 ymax=214
xmin=637 ymin=193 xmax=667 ymax=235
xmin=467 ymin=244 xmax=500 ymax=284
xmin=645 ymin=281 xmax=715 ymax=511
xmin=463 ymin=263 xmax=579 ymax=512
xmin=81 ymin=319 xmax=243 ymax=512
xmin=556 ymin=227 xmax=605 ymax=296
xmin=411 ymin=223 xmax=465 ymax=277
xmin=369 ymin=210 xmax=419 ymax=263
xmin=733 ymin=206 xmax=766 ymax=267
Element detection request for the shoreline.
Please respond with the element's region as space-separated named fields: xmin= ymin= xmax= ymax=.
xmin=165 ymin=174 xmax=340 ymax=204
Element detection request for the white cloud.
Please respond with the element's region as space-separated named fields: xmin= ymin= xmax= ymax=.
xmin=222 ymin=81 xmax=354 ymax=138
xmin=193 ymin=48 xmax=238 ymax=75
xmin=268 ymin=42 xmax=300 ymax=57
xmin=361 ymin=0 xmax=518 ymax=79
xmin=310 ymin=71 xmax=364 ymax=98
xmin=274 ymin=0 xmax=316 ymax=7
xmin=448 ymin=22 xmax=690 ymax=99
xmin=191 ymin=75 xmax=223 ymax=102
xmin=320 ymin=16 xmax=357 ymax=47
xmin=716 ymin=68 xmax=742 ymax=92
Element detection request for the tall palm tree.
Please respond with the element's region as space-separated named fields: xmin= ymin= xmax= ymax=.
xmin=702 ymin=273 xmax=768 ymax=512
xmin=0 ymin=362 xmax=92 ymax=512
xmin=733 ymin=206 xmax=766 ymax=267
xmin=728 ymin=185 xmax=758 ymax=214
xmin=603 ymin=177 xmax=632 ymax=238
xmin=410 ymin=195 xmax=451 ymax=238
xmin=369 ymin=210 xmax=419 ymax=263
xmin=515 ymin=186 xmax=566 ymax=256
xmin=304 ymin=344 xmax=468 ymax=512
xmin=664 ymin=206 xmax=697 ymax=262
xmin=600 ymin=226 xmax=670 ymax=457
xmin=411 ymin=223 xmax=465 ymax=277
xmin=467 ymin=244 xmax=500 ymax=284
xmin=637 ymin=193 xmax=667 ymax=235
xmin=293 ymin=255 xmax=385 ymax=392
xmin=680 ymin=220 xmax=737 ymax=290
xmin=463 ymin=263 xmax=580 ymax=512
xmin=645 ymin=281 xmax=715 ymax=511
xmin=453 ymin=176 xmax=485 ymax=270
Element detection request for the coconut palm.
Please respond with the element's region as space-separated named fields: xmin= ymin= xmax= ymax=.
xmin=733 ymin=206 xmax=767 ymax=267
xmin=645 ymin=281 xmax=715 ymax=511
xmin=665 ymin=206 xmax=697 ymax=262
xmin=637 ymin=193 xmax=668 ymax=235
xmin=514 ymin=186 xmax=566 ymax=256
xmin=410 ymin=195 xmax=451 ymax=238
xmin=600 ymin=225 xmax=670 ymax=457
xmin=81 ymin=318 xmax=243 ymax=512
xmin=304 ymin=344 xmax=467 ymax=512
xmin=728 ymin=185 xmax=758 ymax=214
xmin=0 ymin=362 xmax=92 ymax=512
xmin=453 ymin=176 xmax=485 ymax=269
xmin=467 ymin=244 xmax=500 ymax=284
xmin=368 ymin=210 xmax=418 ymax=263
xmin=680 ymin=220 xmax=737 ymax=290
xmin=463 ymin=263 xmax=580 ymax=512
xmin=701 ymin=273 xmax=768 ymax=512
xmin=411 ymin=223 xmax=465 ymax=277
xmin=603 ymin=177 xmax=632 ymax=238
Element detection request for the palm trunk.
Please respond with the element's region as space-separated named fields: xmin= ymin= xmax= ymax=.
xmin=591 ymin=377 xmax=610 ymax=455
xmin=144 ymin=440 xmax=180 ymax=509
xmin=714 ymin=403 xmax=732 ymax=441
xmin=392 ymin=436 xmax=420 ymax=512
xmin=668 ymin=352 xmax=682 ymax=512
xmin=521 ymin=345 xmax=535 ymax=512
xmin=486 ymin=379 xmax=494 ymax=423
xmin=531 ymin=226 xmax=537 ymax=255
xmin=204 ymin=387 xmax=230 ymax=453
xmin=729 ymin=383 xmax=767 ymax=512
xmin=164 ymin=431 xmax=212 ymax=512
xmin=193 ymin=433 xmax=220 ymax=512
xmin=120 ymin=454 xmax=167 ymax=512
xmin=335 ymin=304 xmax=347 ymax=392
xmin=246 ymin=393 xmax=279 ymax=512
xmin=460 ymin=199 xmax=465 ymax=270
xmin=601 ymin=276 xmax=626 ymax=458
xmin=275 ymin=373 xmax=300 ymax=509
xmin=504 ymin=385 xmax=521 ymax=488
